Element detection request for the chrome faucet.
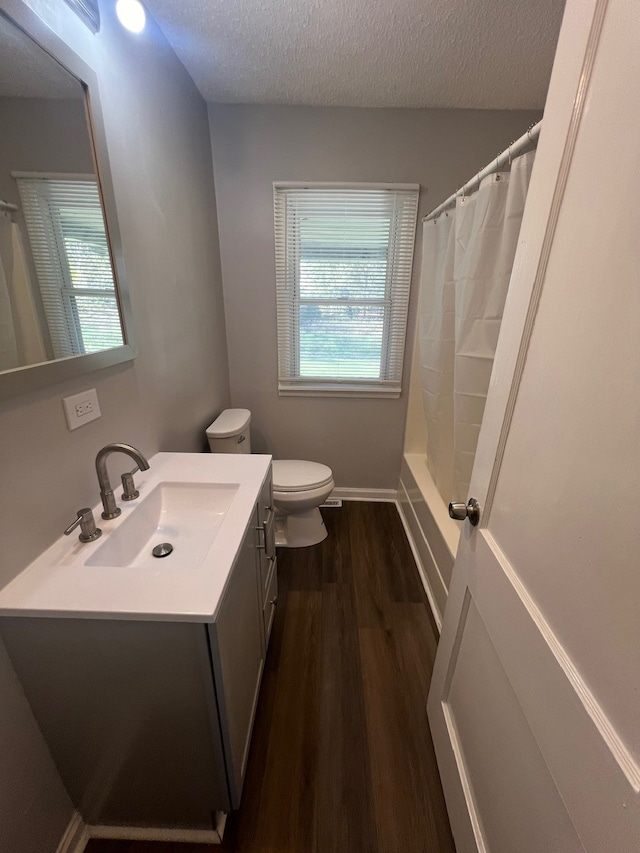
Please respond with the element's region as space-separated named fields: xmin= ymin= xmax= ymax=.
xmin=96 ymin=443 xmax=150 ymax=519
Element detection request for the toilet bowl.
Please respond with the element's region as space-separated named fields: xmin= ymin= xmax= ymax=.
xmin=205 ymin=409 xmax=334 ymax=548
xmin=271 ymin=460 xmax=334 ymax=547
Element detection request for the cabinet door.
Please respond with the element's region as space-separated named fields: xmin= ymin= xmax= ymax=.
xmin=263 ymin=557 xmax=278 ymax=646
xmin=0 ymin=617 xmax=230 ymax=827
xmin=209 ymin=525 xmax=264 ymax=808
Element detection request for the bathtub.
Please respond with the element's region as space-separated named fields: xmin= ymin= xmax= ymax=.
xmin=397 ymin=452 xmax=460 ymax=632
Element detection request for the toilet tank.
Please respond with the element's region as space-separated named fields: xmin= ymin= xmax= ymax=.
xmin=206 ymin=408 xmax=251 ymax=454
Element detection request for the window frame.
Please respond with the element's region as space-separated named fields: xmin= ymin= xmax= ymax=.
xmin=274 ymin=182 xmax=420 ymax=398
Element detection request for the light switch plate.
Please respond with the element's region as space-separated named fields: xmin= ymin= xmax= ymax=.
xmin=63 ymin=388 xmax=101 ymax=431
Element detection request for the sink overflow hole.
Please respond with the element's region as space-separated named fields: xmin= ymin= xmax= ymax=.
xmin=152 ymin=543 xmax=173 ymax=558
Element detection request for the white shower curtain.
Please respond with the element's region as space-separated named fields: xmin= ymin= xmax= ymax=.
xmin=9 ymin=221 xmax=47 ymax=365
xmin=419 ymin=208 xmax=456 ymax=502
xmin=419 ymin=150 xmax=536 ymax=503
xmin=0 ymin=214 xmax=18 ymax=371
xmin=0 ymin=214 xmax=47 ymax=370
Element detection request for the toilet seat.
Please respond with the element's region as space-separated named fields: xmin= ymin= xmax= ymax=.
xmin=272 ymin=460 xmax=333 ymax=493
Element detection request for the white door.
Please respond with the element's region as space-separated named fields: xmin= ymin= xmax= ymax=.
xmin=427 ymin=1 xmax=640 ymax=850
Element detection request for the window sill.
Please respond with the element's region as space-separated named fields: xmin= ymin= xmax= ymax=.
xmin=278 ymin=383 xmax=401 ymax=399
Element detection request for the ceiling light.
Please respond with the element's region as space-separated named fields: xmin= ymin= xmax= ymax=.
xmin=116 ymin=0 xmax=146 ymax=33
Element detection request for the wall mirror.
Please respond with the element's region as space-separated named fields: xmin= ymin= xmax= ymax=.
xmin=0 ymin=1 xmax=135 ymax=399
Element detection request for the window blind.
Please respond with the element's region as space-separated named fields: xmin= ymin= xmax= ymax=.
xmin=16 ymin=175 xmax=122 ymax=359
xmin=274 ymin=184 xmax=419 ymax=396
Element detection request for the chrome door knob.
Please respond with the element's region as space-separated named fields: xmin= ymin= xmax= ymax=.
xmin=448 ymin=498 xmax=480 ymax=526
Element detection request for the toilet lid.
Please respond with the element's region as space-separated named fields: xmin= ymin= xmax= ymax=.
xmin=272 ymin=460 xmax=333 ymax=492
xmin=206 ymin=408 xmax=251 ymax=438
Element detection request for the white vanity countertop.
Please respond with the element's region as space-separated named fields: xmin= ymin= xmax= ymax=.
xmin=0 ymin=452 xmax=272 ymax=623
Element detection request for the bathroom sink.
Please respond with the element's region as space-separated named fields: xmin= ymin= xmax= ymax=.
xmin=0 ymin=452 xmax=273 ymax=622
xmin=86 ymin=481 xmax=239 ymax=569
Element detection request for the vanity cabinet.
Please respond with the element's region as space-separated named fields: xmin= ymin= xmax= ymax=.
xmin=0 ymin=470 xmax=276 ymax=835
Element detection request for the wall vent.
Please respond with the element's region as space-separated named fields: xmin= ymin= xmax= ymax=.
xmin=63 ymin=0 xmax=100 ymax=33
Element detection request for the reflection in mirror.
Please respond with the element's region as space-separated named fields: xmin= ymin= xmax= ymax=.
xmin=0 ymin=11 xmax=124 ymax=374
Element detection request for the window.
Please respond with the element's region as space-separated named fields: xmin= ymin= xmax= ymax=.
xmin=274 ymin=183 xmax=419 ymax=397
xmin=16 ymin=173 xmax=122 ymax=359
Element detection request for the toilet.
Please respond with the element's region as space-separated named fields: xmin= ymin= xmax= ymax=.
xmin=206 ymin=409 xmax=334 ymax=548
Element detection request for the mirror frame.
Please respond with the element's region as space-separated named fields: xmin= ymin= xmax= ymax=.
xmin=0 ymin=0 xmax=136 ymax=399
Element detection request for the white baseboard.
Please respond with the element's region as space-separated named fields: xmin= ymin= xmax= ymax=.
xmin=56 ymin=810 xmax=226 ymax=851
xmin=395 ymin=496 xmax=443 ymax=633
xmin=56 ymin=812 xmax=89 ymax=853
xmin=89 ymin=823 xmax=223 ymax=843
xmin=330 ymin=486 xmax=398 ymax=502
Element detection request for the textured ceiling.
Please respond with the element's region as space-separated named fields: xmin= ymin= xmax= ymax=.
xmin=144 ymin=0 xmax=566 ymax=109
xmin=0 ymin=12 xmax=83 ymax=98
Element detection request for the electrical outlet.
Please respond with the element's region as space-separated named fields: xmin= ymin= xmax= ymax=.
xmin=63 ymin=389 xmax=101 ymax=431
xmin=75 ymin=400 xmax=95 ymax=417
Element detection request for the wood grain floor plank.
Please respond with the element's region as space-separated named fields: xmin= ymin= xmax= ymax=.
xmin=233 ymin=589 xmax=321 ymax=853
xmin=315 ymin=581 xmax=378 ymax=852
xmin=359 ymin=620 xmax=455 ymax=853
xmin=348 ymin=502 xmax=394 ymax=631
xmin=392 ymin=603 xmax=439 ymax=707
xmin=280 ymin=536 xmax=323 ymax=592
xmin=393 ymin=603 xmax=455 ymax=852
xmin=377 ymin=502 xmax=427 ymax=604
xmin=321 ymin=506 xmax=350 ymax=585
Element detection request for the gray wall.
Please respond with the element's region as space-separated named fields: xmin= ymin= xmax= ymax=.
xmin=0 ymin=2 xmax=230 ymax=851
xmin=208 ymin=104 xmax=540 ymax=489
xmin=0 ymin=97 xmax=93 ymax=207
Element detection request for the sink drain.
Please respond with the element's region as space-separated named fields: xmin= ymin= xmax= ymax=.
xmin=152 ymin=542 xmax=173 ymax=558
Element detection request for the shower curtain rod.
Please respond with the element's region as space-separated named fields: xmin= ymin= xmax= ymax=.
xmin=0 ymin=199 xmax=18 ymax=213
xmin=423 ymin=120 xmax=542 ymax=222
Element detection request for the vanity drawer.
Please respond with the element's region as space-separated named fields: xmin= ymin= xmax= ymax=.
xmin=256 ymin=473 xmax=275 ymax=602
xmin=263 ymin=558 xmax=278 ymax=647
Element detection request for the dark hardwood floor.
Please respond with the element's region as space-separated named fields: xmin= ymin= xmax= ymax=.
xmin=86 ymin=501 xmax=455 ymax=853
